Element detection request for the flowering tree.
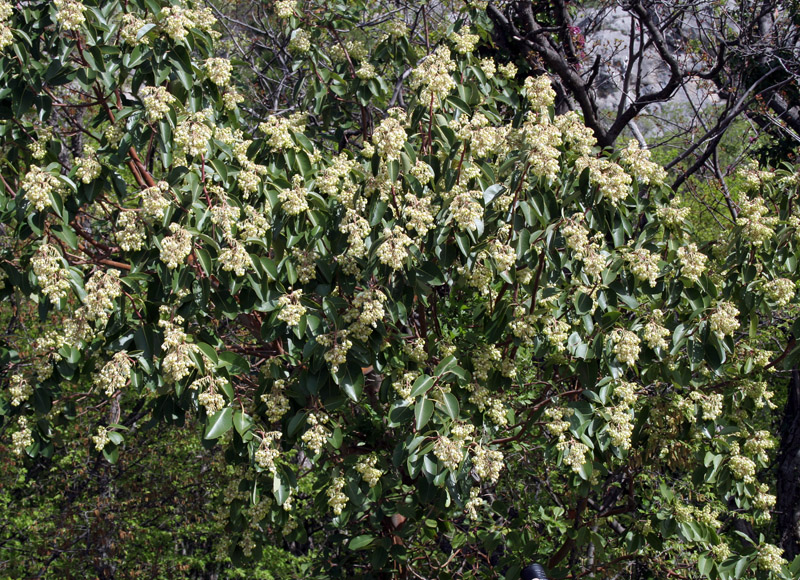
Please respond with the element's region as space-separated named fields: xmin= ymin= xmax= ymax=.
xmin=1 ymin=0 xmax=799 ymax=578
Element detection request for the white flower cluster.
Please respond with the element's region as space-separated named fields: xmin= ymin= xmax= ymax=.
xmin=619 ymin=140 xmax=666 ymax=185
xmin=0 ymin=0 xmax=13 ymax=51
xmin=709 ymin=301 xmax=739 ymax=339
xmin=210 ymin=201 xmax=240 ymax=238
xmin=53 ymin=0 xmax=86 ymax=31
xmin=562 ymin=214 xmax=606 ymax=277
xmin=259 ymin=113 xmax=306 ymax=151
xmin=465 ymin=487 xmax=485 ymax=520
xmin=96 ymin=351 xmax=132 ymax=397
xmin=754 ymin=483 xmax=777 ymax=512
xmin=160 ymin=6 xmax=217 ymax=43
xmin=656 ymin=197 xmax=691 ymax=227
xmin=22 ymin=165 xmax=61 ymax=211
xmin=409 ymin=46 xmax=456 ymax=107
xmin=327 ymin=476 xmax=348 ymax=515
xmin=576 ymin=156 xmax=631 ymax=206
xmin=355 ymin=456 xmax=383 ymax=487
xmin=140 ymin=181 xmax=171 ymax=221
xmin=479 ymin=57 xmax=496 ymax=79
xmin=92 ymin=426 xmax=110 ymax=451
xmin=355 ymin=62 xmax=376 ymax=80
xmin=410 ymin=160 xmax=434 ymax=184
xmin=744 ymin=430 xmax=776 ymax=464
xmin=606 ymin=407 xmax=633 ymax=450
xmin=174 ymin=111 xmax=213 ymax=157
xmin=756 ymin=543 xmax=787 ymax=574
xmin=291 ymin=247 xmax=318 ymax=283
xmin=737 ymin=159 xmax=775 ymax=190
xmin=261 ymin=379 xmax=290 ymax=423
xmin=83 ymin=269 xmax=121 ymax=323
xmin=344 ymin=288 xmax=387 ymax=341
xmin=140 ymin=85 xmax=176 ymax=123
xmin=278 ymin=175 xmax=309 ymax=215
xmin=255 ymin=432 xmax=281 ymax=474
xmin=728 ymin=443 xmax=756 ymax=484
xmin=274 ymin=0 xmax=295 ymax=18
xmin=317 ymin=331 xmax=352 ymax=373
xmin=301 ymin=412 xmax=329 ymax=455
xmin=277 ymin=290 xmax=306 ymax=327
xmin=610 ymin=328 xmax=640 ymax=366
xmin=765 ymin=277 xmax=795 ymax=307
xmin=472 ymin=444 xmax=504 ymax=483
xmin=74 ymin=144 xmax=101 ymax=183
xmin=159 ymin=313 xmax=199 ymax=383
xmin=741 ymin=379 xmax=776 ymax=409
xmin=450 ymin=29 xmax=479 ymax=54
xmin=543 ymin=317 xmax=570 ymax=351
xmin=392 ymin=371 xmax=417 ymax=400
xmin=318 ymin=153 xmax=356 ymax=196
xmin=434 ymin=436 xmax=464 ymax=471
xmin=626 ymin=247 xmax=660 ymax=287
xmin=115 ymin=212 xmax=145 ymax=251
xmin=676 ymin=242 xmax=707 ymax=283
xmin=554 ymin=111 xmax=596 ymax=156
xmin=198 ymin=389 xmax=225 ymax=415
xmin=288 ymin=29 xmax=311 ymax=53
xmin=498 ymin=61 xmax=517 ymax=79
xmin=510 ymin=306 xmax=539 ymax=344
xmin=222 ymin=89 xmax=244 ymax=110
xmin=120 ymin=13 xmax=150 ymax=46
xmin=642 ymin=310 xmax=669 ymax=350
xmin=556 ymin=438 xmax=590 ymax=473
xmin=219 ymin=240 xmax=251 ymax=276
xmin=450 ymin=187 xmax=483 ymax=231
xmin=31 ymin=243 xmax=71 ymax=304
xmin=8 ymin=374 xmax=32 ymax=407
xmin=204 ymin=58 xmax=232 ymax=86
xmin=738 ymin=194 xmax=777 ymax=246
xmin=377 ymin=225 xmax=412 ymax=270
xmin=523 ymin=75 xmax=555 ymax=112
xmin=372 ymin=114 xmax=406 ymax=161
xmin=12 ymin=416 xmax=32 ymax=455
xmin=160 ymin=223 xmax=193 ymax=269
xmin=241 ymin=205 xmax=271 ymax=239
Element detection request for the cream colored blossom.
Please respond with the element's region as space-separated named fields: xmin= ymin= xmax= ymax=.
xmin=277 ymin=290 xmax=306 ymax=326
xmin=140 ymin=85 xmax=176 ymax=123
xmin=709 ymin=301 xmax=739 ymax=339
xmin=377 ymin=225 xmax=412 ymax=270
xmin=160 ymin=223 xmax=193 ymax=269
xmin=372 ymin=115 xmax=406 ymax=161
xmin=22 ymin=165 xmax=61 ymax=212
xmin=32 ymin=243 xmax=71 ymax=304
xmin=53 ymin=0 xmax=85 ymax=31
xmin=174 ymin=111 xmax=213 ymax=157
xmin=676 ymin=243 xmax=706 ymax=283
xmin=205 ymin=58 xmax=232 ymax=86
xmin=409 ymin=46 xmax=456 ymax=106
xmin=619 ymin=140 xmax=666 ymax=185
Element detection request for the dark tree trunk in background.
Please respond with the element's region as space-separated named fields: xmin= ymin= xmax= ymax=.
xmin=777 ymin=368 xmax=800 ymax=559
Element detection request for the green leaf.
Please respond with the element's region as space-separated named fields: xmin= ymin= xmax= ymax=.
xmin=233 ymin=410 xmax=253 ymax=435
xmin=409 ymin=374 xmax=434 ymax=398
xmin=218 ymin=352 xmax=250 ymax=375
xmin=442 ymin=392 xmax=459 ymax=419
xmin=204 ymin=407 xmax=233 ymax=439
xmin=415 ymin=398 xmax=434 ymax=430
xmin=348 ymin=535 xmax=375 ymax=551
